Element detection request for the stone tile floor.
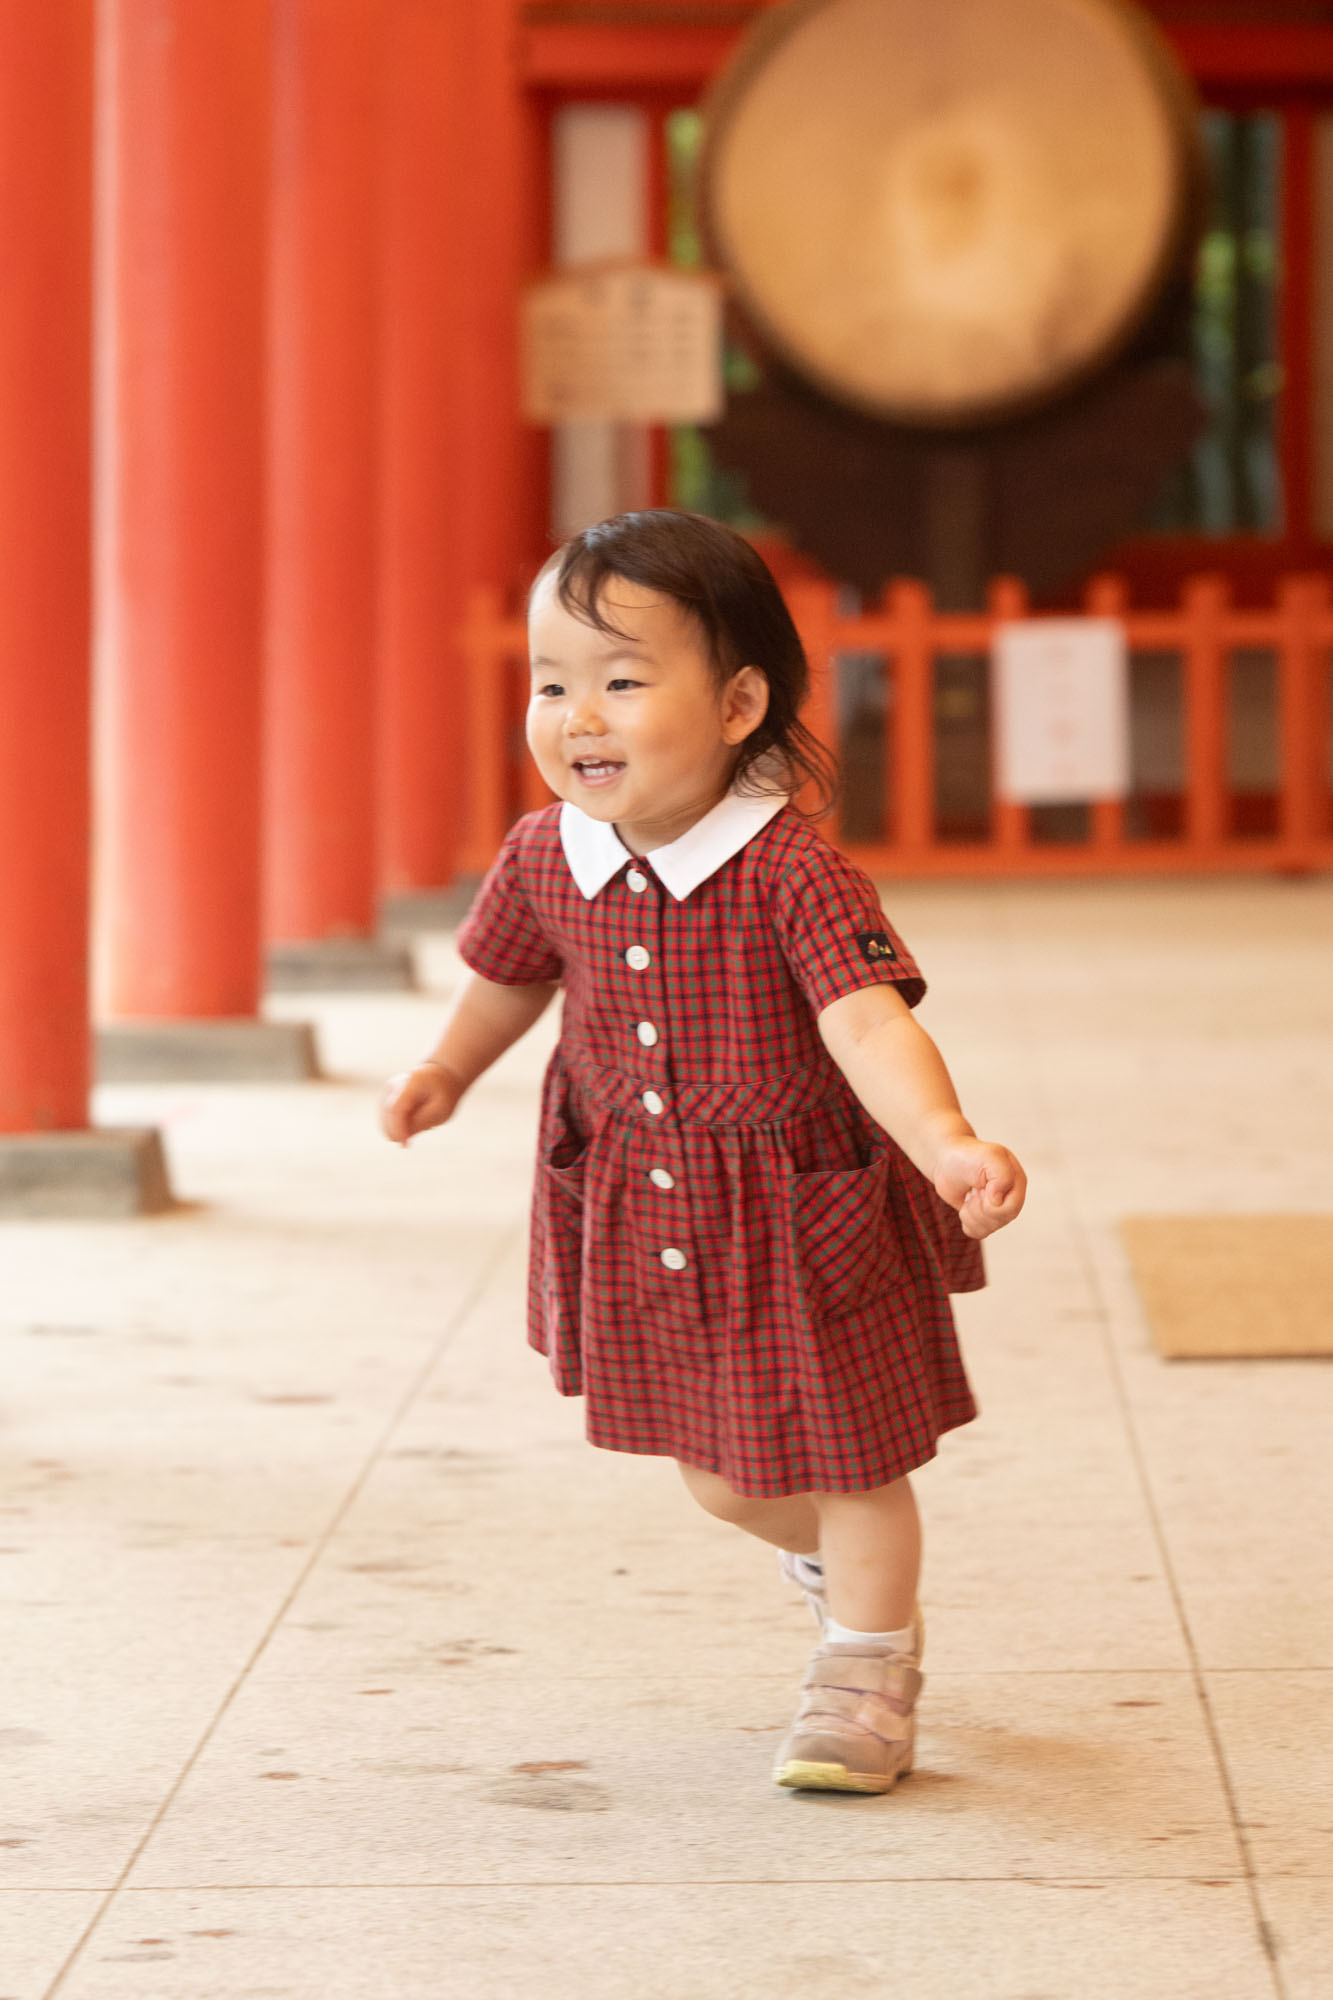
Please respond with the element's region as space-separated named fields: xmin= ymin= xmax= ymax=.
xmin=2 ymin=877 xmax=1331 ymax=1998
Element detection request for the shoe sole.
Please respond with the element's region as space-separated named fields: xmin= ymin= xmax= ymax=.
xmin=775 ymin=1757 xmax=912 ymax=1795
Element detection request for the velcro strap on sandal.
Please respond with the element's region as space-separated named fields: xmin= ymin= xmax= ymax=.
xmin=795 ymin=1683 xmax=915 ymax=1744
xmin=804 ymin=1653 xmax=923 ymax=1707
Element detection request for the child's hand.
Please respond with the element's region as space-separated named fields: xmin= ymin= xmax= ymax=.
xmin=380 ymin=1062 xmax=463 ymax=1147
xmin=934 ymin=1137 xmax=1027 ymax=1240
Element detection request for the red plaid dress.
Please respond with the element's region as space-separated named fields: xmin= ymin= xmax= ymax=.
xmin=456 ymin=791 xmax=982 ymax=1498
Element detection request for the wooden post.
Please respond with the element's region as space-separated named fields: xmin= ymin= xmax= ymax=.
xmin=266 ymin=0 xmax=384 ymax=949
xmin=461 ymin=588 xmax=512 ymax=874
xmin=453 ymin=0 xmax=527 ymax=637
xmin=1276 ymin=573 xmax=1325 ymax=860
xmin=0 ymin=1 xmax=93 ymax=1131
xmin=1181 ymin=574 xmax=1229 ymax=854
xmin=988 ymin=574 xmax=1030 ymax=854
xmin=380 ymin=0 xmax=541 ymax=906
xmin=1085 ymin=572 xmax=1129 ymax=851
xmin=1280 ymin=107 xmax=1315 ymax=550
xmin=887 ymin=579 xmax=936 ymax=854
xmin=787 ymin=580 xmax=842 ymax=839
xmin=378 ymin=0 xmax=466 ymax=898
xmin=99 ymin=0 xmax=269 ymax=1022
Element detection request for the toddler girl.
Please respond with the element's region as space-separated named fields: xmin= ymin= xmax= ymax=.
xmin=382 ymin=510 xmax=1025 ymax=1795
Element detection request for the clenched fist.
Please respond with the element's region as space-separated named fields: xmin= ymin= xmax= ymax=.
xmin=380 ymin=1062 xmax=463 ymax=1146
xmin=933 ymin=1137 xmax=1027 ymax=1241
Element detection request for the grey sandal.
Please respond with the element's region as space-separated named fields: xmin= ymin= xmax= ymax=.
xmin=774 ymin=1627 xmax=923 ymax=1795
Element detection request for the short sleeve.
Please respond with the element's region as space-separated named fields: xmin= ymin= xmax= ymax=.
xmin=456 ymin=819 xmax=563 ymax=986
xmin=766 ymin=837 xmax=925 ymax=1015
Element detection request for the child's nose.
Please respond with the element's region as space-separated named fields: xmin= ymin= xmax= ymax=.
xmin=563 ymin=700 xmax=606 ymax=737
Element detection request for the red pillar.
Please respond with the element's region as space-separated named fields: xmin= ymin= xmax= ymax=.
xmin=99 ymin=0 xmax=269 ymax=1019
xmin=456 ymin=0 xmax=530 ymax=604
xmin=266 ymin=0 xmax=384 ymax=943
xmin=0 ymin=4 xmax=93 ymax=1131
xmin=452 ymin=0 xmax=532 ymax=876
xmin=379 ymin=0 xmax=532 ymax=896
xmin=377 ymin=0 xmax=466 ymax=895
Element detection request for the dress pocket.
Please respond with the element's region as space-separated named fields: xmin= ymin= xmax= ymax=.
xmin=546 ymin=1125 xmax=588 ymax=1177
xmin=542 ymin=1111 xmax=588 ymax=1247
xmin=789 ymin=1149 xmax=894 ymax=1317
xmin=539 ymin=1060 xmax=590 ymax=1183
xmin=533 ymin=1082 xmax=590 ymax=1332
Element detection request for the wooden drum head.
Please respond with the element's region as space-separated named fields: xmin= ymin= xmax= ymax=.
xmin=702 ymin=0 xmax=1199 ymax=426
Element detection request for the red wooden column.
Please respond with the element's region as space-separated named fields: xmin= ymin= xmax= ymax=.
xmin=0 ymin=2 xmax=93 ymax=1134
xmin=377 ymin=0 xmax=466 ymax=908
xmin=451 ymin=0 xmax=532 ymax=879
xmin=266 ymin=0 xmax=410 ymax=983
xmin=97 ymin=0 xmax=314 ymax=1080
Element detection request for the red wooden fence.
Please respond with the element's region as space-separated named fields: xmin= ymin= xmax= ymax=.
xmin=460 ymin=572 xmax=1333 ymax=878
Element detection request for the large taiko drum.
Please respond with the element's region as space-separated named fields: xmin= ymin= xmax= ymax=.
xmin=702 ymin=0 xmax=1202 ymax=427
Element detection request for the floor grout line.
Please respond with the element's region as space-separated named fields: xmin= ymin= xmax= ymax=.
xmin=17 ymin=1873 xmax=1271 ymax=1894
xmin=40 ymin=1223 xmax=520 ymax=2000
xmin=993 ymin=887 xmax=1290 ymax=2000
xmin=161 ymin=1666 xmax=1235 ymax=1680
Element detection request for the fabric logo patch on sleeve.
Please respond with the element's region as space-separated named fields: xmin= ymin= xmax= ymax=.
xmin=855 ymin=930 xmax=898 ymax=966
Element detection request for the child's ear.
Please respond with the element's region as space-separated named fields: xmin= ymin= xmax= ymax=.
xmin=721 ymin=666 xmax=769 ymax=744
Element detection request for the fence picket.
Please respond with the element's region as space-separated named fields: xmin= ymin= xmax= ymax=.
xmin=888 ymin=578 xmax=934 ymax=852
xmin=1277 ymin=574 xmax=1326 ymax=858
xmin=1181 ymin=575 xmax=1229 ymax=853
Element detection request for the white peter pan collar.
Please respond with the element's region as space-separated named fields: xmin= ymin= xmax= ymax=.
xmin=559 ymin=788 xmax=788 ymax=902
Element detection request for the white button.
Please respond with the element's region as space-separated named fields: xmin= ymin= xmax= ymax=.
xmin=625 ymin=945 xmax=650 ymax=970
xmin=641 ymin=1090 xmax=664 ymax=1116
xmin=636 ymin=1022 xmax=659 ymax=1047
xmin=660 ymin=1247 xmax=687 ymax=1272
xmin=626 ymin=868 xmax=648 ymax=893
xmin=649 ymin=1168 xmax=675 ymax=1191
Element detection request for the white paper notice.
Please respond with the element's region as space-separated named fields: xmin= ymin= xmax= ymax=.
xmin=522 ymin=262 xmax=723 ymax=426
xmin=991 ymin=618 xmax=1130 ymax=804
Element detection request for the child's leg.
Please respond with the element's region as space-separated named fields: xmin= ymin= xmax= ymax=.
xmin=675 ymin=1460 xmax=820 ymax=1556
xmin=674 ymin=1462 xmax=921 ymax=1634
xmin=811 ymin=1478 xmax=920 ymax=1634
xmin=774 ymin=1479 xmax=924 ymax=1795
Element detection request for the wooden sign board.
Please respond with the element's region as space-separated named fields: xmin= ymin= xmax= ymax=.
xmin=522 ymin=262 xmax=724 ymax=426
xmin=991 ymin=617 xmax=1130 ymax=804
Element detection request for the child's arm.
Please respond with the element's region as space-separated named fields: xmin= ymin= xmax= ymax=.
xmin=818 ymin=984 xmax=1025 ymax=1241
xmin=380 ymin=972 xmax=558 ymax=1146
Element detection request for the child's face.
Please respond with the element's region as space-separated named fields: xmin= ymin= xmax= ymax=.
xmin=527 ymin=572 xmax=768 ymax=849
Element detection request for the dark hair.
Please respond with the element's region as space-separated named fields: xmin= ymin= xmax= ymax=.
xmin=534 ymin=510 xmax=838 ymax=818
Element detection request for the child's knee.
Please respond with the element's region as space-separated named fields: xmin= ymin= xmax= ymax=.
xmin=675 ymin=1459 xmax=751 ymax=1523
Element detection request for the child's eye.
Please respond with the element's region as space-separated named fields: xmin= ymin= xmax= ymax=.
xmin=534 ymin=682 xmax=564 ymax=699
xmin=607 ymin=677 xmax=642 ymax=692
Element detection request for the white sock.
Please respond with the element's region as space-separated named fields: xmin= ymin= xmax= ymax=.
xmin=825 ymin=1616 xmax=918 ymax=1655
xmin=790 ymin=1551 xmax=824 ymax=1587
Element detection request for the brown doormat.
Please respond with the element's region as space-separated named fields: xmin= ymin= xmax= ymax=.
xmin=1120 ymin=1216 xmax=1333 ymax=1358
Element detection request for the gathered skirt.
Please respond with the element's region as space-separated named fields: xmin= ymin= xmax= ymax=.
xmin=526 ymin=1042 xmax=983 ymax=1498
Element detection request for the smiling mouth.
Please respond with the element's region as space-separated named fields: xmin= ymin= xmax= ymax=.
xmin=571 ymin=758 xmax=625 ymax=788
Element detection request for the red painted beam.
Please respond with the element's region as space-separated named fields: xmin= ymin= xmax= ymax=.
xmin=1160 ymin=24 xmax=1333 ymax=87
xmin=521 ymin=22 xmax=742 ymax=87
xmin=522 ymin=16 xmax=1333 ymax=92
